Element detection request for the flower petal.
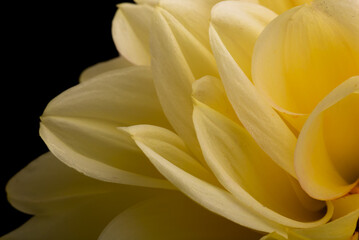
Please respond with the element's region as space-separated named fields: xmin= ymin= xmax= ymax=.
xmin=112 ymin=3 xmax=153 ymax=65
xmin=295 ymin=76 xmax=359 ymax=200
xmin=255 ymin=0 xmax=310 ymax=14
xmin=209 ymin=23 xmax=297 ymax=178
xmin=150 ymin=7 xmax=217 ymax=161
xmin=260 ymin=232 xmax=287 ymax=240
xmin=210 ymin=1 xmax=277 ymax=78
xmin=332 ymin=194 xmax=359 ymax=220
xmin=125 ymin=124 xmax=283 ymax=234
xmin=193 ymin=101 xmax=332 ymax=228
xmin=99 ymin=193 xmax=263 ymax=240
xmin=40 ymin=66 xmax=173 ymax=188
xmin=288 ymin=210 xmax=359 ymax=240
xmin=79 ymin=57 xmax=132 ymax=82
xmin=4 ymin=153 xmax=165 ymax=240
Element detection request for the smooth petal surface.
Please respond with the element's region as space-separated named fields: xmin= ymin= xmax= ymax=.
xmin=112 ymin=3 xmax=153 ymax=65
xmin=99 ymin=193 xmax=263 ymax=240
xmin=150 ymin=7 xmax=217 ymax=161
xmin=210 ymin=1 xmax=277 ymax=78
xmin=261 ymin=232 xmax=287 ymax=240
xmin=252 ymin=0 xmax=359 ymax=118
xmin=193 ymin=102 xmax=331 ymax=228
xmin=126 ymin=124 xmax=283 ymax=234
xmin=209 ymin=23 xmax=298 ymax=178
xmin=332 ymin=194 xmax=359 ymax=220
xmin=4 ymin=153 xmax=164 ymax=240
xmin=295 ymin=77 xmax=359 ymax=200
xmin=256 ymin=0 xmax=310 ymax=14
xmin=79 ymin=57 xmax=132 ymax=82
xmin=40 ymin=66 xmax=173 ymax=188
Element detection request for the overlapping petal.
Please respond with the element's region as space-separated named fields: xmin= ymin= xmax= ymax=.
xmin=295 ymin=76 xmax=359 ymax=200
xmin=40 ymin=66 xmax=173 ymax=188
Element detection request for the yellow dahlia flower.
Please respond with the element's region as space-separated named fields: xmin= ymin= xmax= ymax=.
xmin=3 ymin=0 xmax=359 ymax=239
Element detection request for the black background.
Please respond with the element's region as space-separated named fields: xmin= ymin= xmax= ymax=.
xmin=1 ymin=0 xmax=132 ymax=235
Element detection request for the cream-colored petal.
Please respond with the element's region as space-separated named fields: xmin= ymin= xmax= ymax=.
xmin=288 ymin=210 xmax=359 ymax=240
xmin=332 ymin=194 xmax=359 ymax=220
xmin=193 ymin=102 xmax=331 ymax=228
xmin=252 ymin=0 xmax=359 ymax=119
xmin=295 ymin=77 xmax=359 ymax=200
xmin=99 ymin=193 xmax=263 ymax=240
xmin=3 ymin=153 xmax=165 ymax=240
xmin=256 ymin=0 xmax=310 ymax=14
xmin=41 ymin=66 xmax=173 ymax=188
xmin=210 ymin=1 xmax=277 ymax=78
xmin=79 ymin=57 xmax=132 ymax=82
xmin=150 ymin=8 xmax=217 ymax=161
xmin=112 ymin=3 xmax=153 ymax=65
xmin=192 ymin=75 xmax=239 ymax=123
xmin=126 ymin=124 xmax=284 ymax=234
xmin=209 ymin=23 xmax=297 ymax=178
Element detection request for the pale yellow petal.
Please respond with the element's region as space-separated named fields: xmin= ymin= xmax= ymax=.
xmin=209 ymin=23 xmax=297 ymax=178
xmin=126 ymin=124 xmax=283 ymax=234
xmin=112 ymin=3 xmax=153 ymax=65
xmin=288 ymin=210 xmax=359 ymax=240
xmin=192 ymin=75 xmax=239 ymax=123
xmin=295 ymin=77 xmax=359 ymax=200
xmin=150 ymin=8 xmax=216 ymax=161
xmin=252 ymin=0 xmax=359 ymax=120
xmin=210 ymin=1 xmax=277 ymax=78
xmin=40 ymin=66 xmax=173 ymax=188
xmin=256 ymin=0 xmax=310 ymax=14
xmin=4 ymin=153 xmax=165 ymax=240
xmin=99 ymin=193 xmax=263 ymax=240
xmin=332 ymin=194 xmax=359 ymax=220
xmin=261 ymin=232 xmax=287 ymax=240
xmin=193 ymin=102 xmax=331 ymax=228
xmin=79 ymin=57 xmax=132 ymax=82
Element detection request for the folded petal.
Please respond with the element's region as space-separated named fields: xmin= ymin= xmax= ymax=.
xmin=255 ymin=0 xmax=310 ymax=14
xmin=99 ymin=193 xmax=263 ymax=240
xmin=40 ymin=66 xmax=173 ymax=188
xmin=295 ymin=76 xmax=359 ymax=200
xmin=193 ymin=101 xmax=331 ymax=228
xmin=112 ymin=3 xmax=153 ymax=65
xmin=209 ymin=23 xmax=297 ymax=178
xmin=126 ymin=124 xmax=284 ymax=234
xmin=252 ymin=0 xmax=359 ymax=125
xmin=261 ymin=232 xmax=287 ymax=240
xmin=332 ymin=194 xmax=359 ymax=220
xmin=4 ymin=153 xmax=165 ymax=240
xmin=79 ymin=57 xmax=132 ymax=82
xmin=210 ymin=1 xmax=277 ymax=78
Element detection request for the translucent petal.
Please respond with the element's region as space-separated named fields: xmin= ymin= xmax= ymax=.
xmin=126 ymin=124 xmax=283 ymax=234
xmin=112 ymin=3 xmax=153 ymax=65
xmin=209 ymin=23 xmax=297 ymax=178
xmin=252 ymin=0 xmax=359 ymax=124
xmin=210 ymin=1 xmax=277 ymax=78
xmin=193 ymin=102 xmax=332 ymax=228
xmin=40 ymin=67 xmax=173 ymax=188
xmin=295 ymin=77 xmax=359 ymax=200
xmin=99 ymin=193 xmax=263 ymax=240
xmin=79 ymin=57 xmax=132 ymax=82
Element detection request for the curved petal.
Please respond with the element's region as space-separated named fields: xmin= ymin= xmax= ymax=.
xmin=3 ymin=153 xmax=165 ymax=240
xmin=256 ymin=0 xmax=310 ymax=14
xmin=112 ymin=3 xmax=153 ymax=65
xmin=193 ymin=101 xmax=331 ymax=228
xmin=99 ymin=193 xmax=263 ymax=240
xmin=209 ymin=23 xmax=298 ymax=178
xmin=125 ymin=124 xmax=284 ymax=234
xmin=295 ymin=76 xmax=359 ymax=200
xmin=40 ymin=66 xmax=173 ymax=188
xmin=79 ymin=57 xmax=132 ymax=82
xmin=210 ymin=1 xmax=277 ymax=78
xmin=332 ymin=194 xmax=359 ymax=220
xmin=261 ymin=232 xmax=287 ymax=240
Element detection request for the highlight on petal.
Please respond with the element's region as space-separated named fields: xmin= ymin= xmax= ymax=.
xmin=4 ymin=153 xmax=165 ymax=240
xmin=125 ymin=124 xmax=283 ymax=234
xmin=252 ymin=0 xmax=359 ymax=130
xmin=295 ymin=76 xmax=359 ymax=200
xmin=193 ymin=101 xmax=332 ymax=228
xmin=260 ymin=232 xmax=287 ymax=240
xmin=209 ymin=22 xmax=298 ymax=178
xmin=255 ymin=0 xmax=310 ymax=14
xmin=210 ymin=1 xmax=277 ymax=78
xmin=112 ymin=3 xmax=153 ymax=65
xmin=99 ymin=193 xmax=263 ymax=240
xmin=79 ymin=57 xmax=132 ymax=82
xmin=40 ymin=66 xmax=173 ymax=189
xmin=288 ymin=210 xmax=359 ymax=240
